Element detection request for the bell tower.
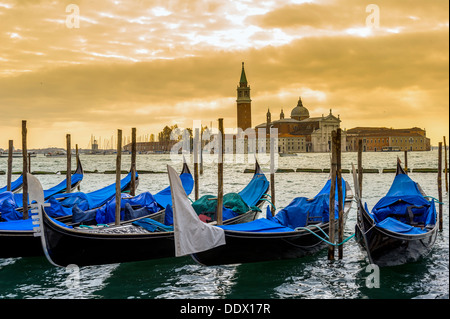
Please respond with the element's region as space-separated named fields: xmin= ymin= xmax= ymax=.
xmin=236 ymin=62 xmax=252 ymax=131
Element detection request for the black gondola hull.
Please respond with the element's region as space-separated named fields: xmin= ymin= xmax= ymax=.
xmin=0 ymin=230 xmax=43 ymax=258
xmin=192 ymin=197 xmax=352 ymax=266
xmin=41 ymin=209 xmax=260 ymax=267
xmin=0 ymin=206 xmax=259 ymax=260
xmin=192 ymin=224 xmax=332 ymax=266
xmin=43 ymin=216 xmax=176 ymax=267
xmin=0 ymin=211 xmax=162 ymax=258
xmin=355 ymin=206 xmax=438 ymax=267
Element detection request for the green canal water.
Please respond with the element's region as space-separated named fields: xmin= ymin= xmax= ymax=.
xmin=0 ymin=151 xmax=448 ymax=304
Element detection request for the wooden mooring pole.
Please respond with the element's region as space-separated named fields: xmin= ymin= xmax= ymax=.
xmin=328 ymin=130 xmax=337 ymax=261
xmin=194 ymin=128 xmax=199 ymax=201
xmin=7 ymin=140 xmax=13 ymax=191
xmin=22 ymin=120 xmax=28 ymax=220
xmin=217 ymin=118 xmax=224 ymax=226
xmin=404 ymin=150 xmax=408 ymax=174
xmin=66 ymin=134 xmax=71 ymax=193
xmin=115 ymin=129 xmax=122 ymax=226
xmin=76 ymin=144 xmax=79 ymax=167
xmin=200 ymin=126 xmax=203 ymax=175
xmin=76 ymin=144 xmax=80 ymax=191
xmin=28 ymin=153 xmax=31 ymax=174
xmin=357 ymin=139 xmax=363 ymax=198
xmin=336 ymin=129 xmax=344 ymax=259
xmin=444 ymin=136 xmax=448 ymax=193
xmin=270 ymin=127 xmax=276 ymax=216
xmin=438 ymin=142 xmax=443 ymax=231
xmin=130 ymin=128 xmax=136 ymax=196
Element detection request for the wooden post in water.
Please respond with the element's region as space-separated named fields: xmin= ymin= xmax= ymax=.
xmin=200 ymin=126 xmax=203 ymax=175
xmin=328 ymin=130 xmax=337 ymax=261
xmin=404 ymin=150 xmax=408 ymax=174
xmin=7 ymin=140 xmax=13 ymax=191
xmin=22 ymin=120 xmax=28 ymax=220
xmin=357 ymin=139 xmax=363 ymax=198
xmin=66 ymin=134 xmax=71 ymax=193
xmin=194 ymin=128 xmax=199 ymax=200
xmin=217 ymin=118 xmax=224 ymax=225
xmin=75 ymin=144 xmax=79 ymax=166
xmin=28 ymin=153 xmax=31 ymax=174
xmin=115 ymin=129 xmax=122 ymax=226
xmin=130 ymin=128 xmax=136 ymax=196
xmin=336 ymin=129 xmax=344 ymax=259
xmin=270 ymin=127 xmax=276 ymax=216
xmin=438 ymin=142 xmax=443 ymax=231
xmin=76 ymin=144 xmax=80 ymax=191
xmin=444 ymin=136 xmax=448 ymax=193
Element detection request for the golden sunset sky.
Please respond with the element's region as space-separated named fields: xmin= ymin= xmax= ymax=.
xmin=0 ymin=0 xmax=448 ymax=149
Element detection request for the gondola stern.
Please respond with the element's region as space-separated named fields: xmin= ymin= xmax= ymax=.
xmin=74 ymin=153 xmax=83 ymax=175
xmin=27 ymin=173 xmax=62 ymax=267
xmin=396 ymin=157 xmax=407 ymax=175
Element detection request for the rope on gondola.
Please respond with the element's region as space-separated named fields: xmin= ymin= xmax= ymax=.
xmin=294 ymin=224 xmax=355 ymax=246
xmin=260 ymin=198 xmax=276 ymax=210
xmin=424 ymin=196 xmax=444 ymax=205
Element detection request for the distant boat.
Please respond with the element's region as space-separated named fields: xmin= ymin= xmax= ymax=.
xmin=279 ymin=153 xmax=297 ymax=157
xmin=381 ymin=146 xmax=401 ymax=152
xmin=45 ymin=151 xmax=67 ymax=157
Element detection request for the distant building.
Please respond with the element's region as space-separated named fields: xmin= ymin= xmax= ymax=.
xmin=236 ymin=62 xmax=252 ymax=131
xmin=255 ymin=97 xmax=346 ymax=153
xmin=123 ymin=140 xmax=177 ymax=153
xmin=346 ymin=127 xmax=431 ymax=152
xmin=92 ymin=139 xmax=99 ymax=151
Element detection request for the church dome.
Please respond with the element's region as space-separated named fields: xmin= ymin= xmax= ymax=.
xmin=290 ymin=97 xmax=309 ymax=120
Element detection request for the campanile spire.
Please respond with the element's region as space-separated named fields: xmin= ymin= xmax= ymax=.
xmin=236 ymin=62 xmax=252 ymax=131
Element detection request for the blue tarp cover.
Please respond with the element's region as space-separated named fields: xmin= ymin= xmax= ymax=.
xmin=153 ymin=172 xmax=194 ymax=208
xmin=0 ymin=192 xmax=19 ymax=221
xmin=0 ymin=175 xmax=23 ymax=193
xmin=369 ymin=173 xmax=436 ymax=233
xmin=71 ymin=169 xmax=193 ymax=224
xmin=377 ymin=217 xmax=427 ymax=235
xmin=219 ymin=217 xmax=295 ymax=233
xmin=217 ymin=178 xmax=346 ymax=233
xmin=132 ymin=217 xmax=173 ymax=232
xmin=238 ymin=171 xmax=269 ymax=207
xmin=72 ymin=192 xmax=161 ymax=224
xmin=12 ymin=173 xmax=84 ymax=208
xmin=1 ymin=173 xmax=85 ymax=221
xmin=44 ymin=171 xmax=137 ymax=218
xmin=0 ymin=214 xmax=72 ymax=231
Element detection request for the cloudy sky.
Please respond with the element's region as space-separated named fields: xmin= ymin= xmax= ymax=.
xmin=0 ymin=0 xmax=448 ymax=149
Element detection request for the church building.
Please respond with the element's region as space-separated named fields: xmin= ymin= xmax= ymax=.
xmin=236 ymin=62 xmax=252 ymax=131
xmin=255 ymin=97 xmax=346 ymax=153
xmin=235 ymin=62 xmax=345 ymax=153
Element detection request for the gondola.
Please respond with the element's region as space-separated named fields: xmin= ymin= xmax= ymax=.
xmin=12 ymin=154 xmax=84 ymax=210
xmin=353 ymin=159 xmax=438 ymax=267
xmin=32 ymin=161 xmax=269 ymax=267
xmin=170 ymin=166 xmax=353 ymax=266
xmin=0 ymin=167 xmax=136 ymax=258
xmin=70 ymin=161 xmax=193 ymax=226
xmin=0 ymin=155 xmax=84 ymax=221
